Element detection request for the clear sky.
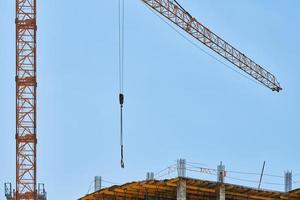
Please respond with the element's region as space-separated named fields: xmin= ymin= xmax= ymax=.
xmin=1 ymin=0 xmax=300 ymax=199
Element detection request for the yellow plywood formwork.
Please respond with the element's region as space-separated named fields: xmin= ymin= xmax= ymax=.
xmin=79 ymin=177 xmax=300 ymax=200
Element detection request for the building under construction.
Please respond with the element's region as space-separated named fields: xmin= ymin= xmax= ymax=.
xmin=79 ymin=177 xmax=300 ymax=200
xmin=79 ymin=160 xmax=298 ymax=200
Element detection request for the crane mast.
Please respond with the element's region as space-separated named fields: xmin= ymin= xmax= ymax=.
xmin=15 ymin=0 xmax=38 ymax=199
xmin=5 ymin=1 xmax=47 ymax=198
xmin=142 ymin=0 xmax=282 ymax=92
xmin=4 ymin=1 xmax=46 ymax=200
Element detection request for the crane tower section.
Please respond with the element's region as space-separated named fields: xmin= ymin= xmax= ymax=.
xmin=16 ymin=0 xmax=37 ymax=199
xmin=142 ymin=0 xmax=282 ymax=92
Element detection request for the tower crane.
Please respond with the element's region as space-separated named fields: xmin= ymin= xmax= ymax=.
xmin=141 ymin=0 xmax=282 ymax=92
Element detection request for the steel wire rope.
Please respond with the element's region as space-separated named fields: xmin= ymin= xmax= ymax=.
xmin=119 ymin=0 xmax=125 ymax=168
xmin=185 ymin=166 xmax=285 ymax=186
xmin=227 ymin=170 xmax=284 ymax=179
xmin=154 ymin=164 xmax=177 ymax=177
xmin=86 ymin=180 xmax=95 ymax=194
xmin=155 ymin=167 xmax=177 ymax=179
xmin=186 ymin=168 xmax=217 ymax=175
xmin=186 ymin=162 xmax=284 ymax=179
xmin=102 ymin=179 xmax=122 ymax=185
xmin=226 ymin=176 xmax=284 ymax=186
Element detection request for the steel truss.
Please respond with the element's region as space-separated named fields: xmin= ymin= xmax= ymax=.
xmin=16 ymin=0 xmax=37 ymax=199
xmin=142 ymin=0 xmax=282 ymax=92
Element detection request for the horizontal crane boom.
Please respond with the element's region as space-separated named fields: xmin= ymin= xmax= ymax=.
xmin=142 ymin=0 xmax=282 ymax=92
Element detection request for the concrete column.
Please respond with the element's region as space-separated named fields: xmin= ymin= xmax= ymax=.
xmin=177 ymin=179 xmax=186 ymax=200
xmin=94 ymin=176 xmax=102 ymax=192
xmin=216 ymin=184 xmax=225 ymax=200
xmin=146 ymin=172 xmax=154 ymax=180
xmin=284 ymin=171 xmax=292 ymax=192
xmin=177 ymin=158 xmax=186 ymax=178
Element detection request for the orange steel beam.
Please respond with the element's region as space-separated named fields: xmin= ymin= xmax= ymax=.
xmin=142 ymin=0 xmax=282 ymax=92
xmin=16 ymin=0 xmax=37 ymax=199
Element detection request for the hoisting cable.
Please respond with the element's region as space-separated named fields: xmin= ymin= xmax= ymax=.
xmin=118 ymin=0 xmax=125 ymax=168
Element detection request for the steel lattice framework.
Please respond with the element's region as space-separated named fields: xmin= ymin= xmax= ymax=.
xmin=16 ymin=0 xmax=37 ymax=199
xmin=142 ymin=0 xmax=282 ymax=92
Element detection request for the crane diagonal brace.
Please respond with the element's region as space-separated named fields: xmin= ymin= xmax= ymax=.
xmin=142 ymin=0 xmax=282 ymax=92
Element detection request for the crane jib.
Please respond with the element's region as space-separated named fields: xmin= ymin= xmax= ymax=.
xmin=142 ymin=0 xmax=282 ymax=92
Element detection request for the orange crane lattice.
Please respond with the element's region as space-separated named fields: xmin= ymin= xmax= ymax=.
xmin=142 ymin=0 xmax=282 ymax=92
xmin=4 ymin=1 xmax=46 ymax=200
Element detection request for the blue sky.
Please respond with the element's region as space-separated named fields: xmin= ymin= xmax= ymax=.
xmin=1 ymin=0 xmax=300 ymax=199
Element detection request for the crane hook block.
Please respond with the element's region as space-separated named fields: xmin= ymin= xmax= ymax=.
xmin=121 ymin=145 xmax=125 ymax=168
xmin=119 ymin=93 xmax=124 ymax=105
